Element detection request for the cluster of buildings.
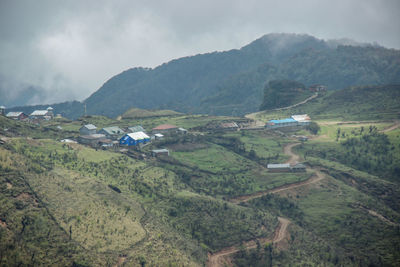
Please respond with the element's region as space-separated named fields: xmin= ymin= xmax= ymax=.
xmin=77 ymin=123 xmax=187 ymax=155
xmin=1 ymin=106 xmax=54 ymax=122
xmin=265 ymin=114 xmax=311 ymax=129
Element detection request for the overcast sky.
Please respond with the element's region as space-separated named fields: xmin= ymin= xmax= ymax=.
xmin=1 ymin=0 xmax=399 ymax=105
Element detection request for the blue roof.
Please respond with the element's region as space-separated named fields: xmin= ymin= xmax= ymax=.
xmin=268 ymin=118 xmax=297 ymax=124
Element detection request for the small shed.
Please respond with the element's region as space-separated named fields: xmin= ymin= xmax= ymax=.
xmin=152 ymin=133 xmax=164 ymax=140
xmin=79 ymin=124 xmax=97 ymax=135
xmin=291 ymin=163 xmax=307 ymax=172
xmin=6 ymin=111 xmax=28 ymax=121
xmin=267 ymin=163 xmax=291 ymax=172
xmin=298 ymin=136 xmax=308 ymax=142
xmin=178 ymin=127 xmax=188 ymax=134
xmin=291 ymin=114 xmax=311 ymax=126
xmin=152 ymin=149 xmax=170 ymax=157
xmin=128 ymin=125 xmax=145 ymax=133
xmin=119 ymin=132 xmax=150 ymax=146
xmin=0 ymin=106 xmax=5 ymax=116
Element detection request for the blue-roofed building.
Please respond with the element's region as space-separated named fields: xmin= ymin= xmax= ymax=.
xmin=119 ymin=132 xmax=150 ymax=146
xmin=266 ymin=118 xmax=298 ymax=129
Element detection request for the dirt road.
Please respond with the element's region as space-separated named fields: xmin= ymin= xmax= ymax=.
xmin=381 ymin=120 xmax=400 ymax=133
xmin=273 ymin=93 xmax=318 ymax=111
xmin=284 ymin=143 xmax=301 ymax=165
xmin=207 ymin=217 xmax=290 ymax=267
xmin=230 ymin=170 xmax=324 ymax=204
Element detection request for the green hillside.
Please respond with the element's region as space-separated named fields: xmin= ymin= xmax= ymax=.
xmin=82 ymin=34 xmax=400 ymax=118
xmin=254 ymin=84 xmax=400 ymax=121
xmin=1 ymin=97 xmax=400 ymax=266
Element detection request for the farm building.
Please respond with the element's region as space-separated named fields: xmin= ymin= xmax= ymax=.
xmin=267 ymin=163 xmax=291 ymax=172
xmin=152 ymin=124 xmax=179 ymax=134
xmin=98 ymin=126 xmax=125 ymax=140
xmin=79 ymin=124 xmax=97 ymax=135
xmin=6 ymin=111 xmax=28 ymax=121
xmin=128 ymin=125 xmax=145 ymax=133
xmin=152 ymin=149 xmax=170 ymax=157
xmin=266 ymin=118 xmax=298 ymax=129
xmin=119 ymin=132 xmax=150 ymax=146
xmin=30 ymin=107 xmax=54 ymax=120
xmin=78 ymin=134 xmax=106 ymax=145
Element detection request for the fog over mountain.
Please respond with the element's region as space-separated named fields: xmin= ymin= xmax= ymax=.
xmin=0 ymin=0 xmax=399 ymax=107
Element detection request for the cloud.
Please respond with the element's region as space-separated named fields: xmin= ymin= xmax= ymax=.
xmin=0 ymin=0 xmax=399 ymax=106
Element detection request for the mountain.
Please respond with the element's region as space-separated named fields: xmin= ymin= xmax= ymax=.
xmin=82 ymin=33 xmax=400 ymax=118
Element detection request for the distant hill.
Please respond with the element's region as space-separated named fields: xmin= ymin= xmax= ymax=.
xmin=255 ymin=84 xmax=400 ymax=120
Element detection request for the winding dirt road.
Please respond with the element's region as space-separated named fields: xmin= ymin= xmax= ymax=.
xmin=230 ymin=143 xmax=325 ymax=204
xmin=207 ymin=217 xmax=290 ymax=267
xmin=381 ymin=120 xmax=400 ymax=133
xmin=207 ymin=142 xmax=325 ymax=266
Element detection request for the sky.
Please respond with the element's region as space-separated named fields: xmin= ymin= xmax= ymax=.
xmin=0 ymin=0 xmax=399 ymax=106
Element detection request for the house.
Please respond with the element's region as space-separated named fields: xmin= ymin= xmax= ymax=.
xmin=291 ymin=114 xmax=311 ymax=126
xmin=267 ymin=163 xmax=291 ymax=172
xmin=119 ymin=132 xmax=150 ymax=146
xmin=309 ymin=84 xmax=327 ymax=92
xmin=128 ymin=125 xmax=145 ymax=133
xmin=78 ymin=134 xmax=106 ymax=145
xmin=29 ymin=107 xmax=54 ymax=120
xmin=152 ymin=124 xmax=179 ymax=134
xmin=291 ymin=163 xmax=307 ymax=172
xmin=152 ymin=149 xmax=170 ymax=157
xmin=220 ymin=122 xmax=239 ymax=130
xmin=99 ymin=139 xmax=114 ymax=149
xmin=79 ymin=124 xmax=97 ymax=135
xmin=6 ymin=111 xmax=28 ymax=121
xmin=266 ymin=118 xmax=298 ymax=129
xmin=0 ymin=106 xmax=5 ymax=116
xmin=98 ymin=126 xmax=125 ymax=140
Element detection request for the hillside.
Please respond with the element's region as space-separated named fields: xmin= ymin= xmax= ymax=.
xmin=254 ymin=84 xmax=400 ymax=121
xmin=1 ymin=106 xmax=400 ymax=266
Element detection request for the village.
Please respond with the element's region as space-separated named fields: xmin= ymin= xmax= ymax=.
xmin=0 ymin=104 xmax=312 ymax=174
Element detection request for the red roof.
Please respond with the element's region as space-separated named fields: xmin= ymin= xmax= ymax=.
xmin=152 ymin=124 xmax=178 ymax=130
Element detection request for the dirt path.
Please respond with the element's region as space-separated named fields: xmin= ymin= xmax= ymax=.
xmin=273 ymin=93 xmax=318 ymax=111
xmin=381 ymin=120 xmax=400 ymax=133
xmin=284 ymin=143 xmax=301 ymax=165
xmin=230 ymin=170 xmax=324 ymax=204
xmin=207 ymin=217 xmax=290 ymax=267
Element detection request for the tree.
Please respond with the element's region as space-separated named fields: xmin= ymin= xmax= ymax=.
xmin=306 ymin=122 xmax=320 ymax=135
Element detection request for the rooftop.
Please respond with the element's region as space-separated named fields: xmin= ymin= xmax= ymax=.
xmin=30 ymin=110 xmax=50 ymax=116
xmin=82 ymin=124 xmax=97 ymax=130
xmin=128 ymin=125 xmax=145 ymax=133
xmin=152 ymin=149 xmax=169 ymax=153
xmin=268 ymin=118 xmax=297 ymax=124
xmin=152 ymin=124 xmax=178 ymax=130
xmin=127 ymin=131 xmax=150 ymax=140
xmin=267 ymin=163 xmax=291 ymax=169
xmin=6 ymin=111 xmax=23 ymax=117
xmin=101 ymin=126 xmax=124 ymax=135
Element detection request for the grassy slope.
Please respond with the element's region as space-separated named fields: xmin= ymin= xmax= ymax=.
xmin=253 ymin=84 xmax=400 ymax=122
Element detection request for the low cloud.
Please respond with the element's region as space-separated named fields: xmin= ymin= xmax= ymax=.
xmin=0 ymin=0 xmax=399 ymax=106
